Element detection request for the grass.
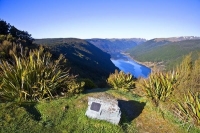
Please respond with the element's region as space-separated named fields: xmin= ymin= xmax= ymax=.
xmin=0 ymin=89 xmax=137 ymax=133
xmin=0 ymin=88 xmax=199 ymax=133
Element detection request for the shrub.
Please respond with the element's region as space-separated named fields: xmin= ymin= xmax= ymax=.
xmin=82 ymin=78 xmax=97 ymax=89
xmin=138 ymin=71 xmax=178 ymax=106
xmin=107 ymin=70 xmax=135 ymax=92
xmin=175 ymin=54 xmax=200 ymax=96
xmin=174 ymin=91 xmax=200 ymax=126
xmin=0 ymin=45 xmax=75 ymax=104
xmin=67 ymin=81 xmax=85 ymax=96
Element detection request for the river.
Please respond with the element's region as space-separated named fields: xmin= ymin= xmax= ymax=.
xmin=110 ymin=53 xmax=151 ymax=78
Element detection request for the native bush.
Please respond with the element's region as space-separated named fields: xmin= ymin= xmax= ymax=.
xmin=82 ymin=78 xmax=97 ymax=89
xmin=0 ymin=45 xmax=76 ymax=104
xmin=171 ymin=53 xmax=200 ymax=127
xmin=174 ymin=91 xmax=200 ymax=126
xmin=107 ymin=70 xmax=136 ymax=92
xmin=138 ymin=71 xmax=178 ymax=106
xmin=175 ymin=54 xmax=200 ymax=97
xmin=67 ymin=81 xmax=85 ymax=96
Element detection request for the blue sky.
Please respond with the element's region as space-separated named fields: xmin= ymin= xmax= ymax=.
xmin=0 ymin=0 xmax=199 ymax=39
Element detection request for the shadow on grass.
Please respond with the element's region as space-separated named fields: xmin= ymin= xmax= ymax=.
xmin=118 ymin=100 xmax=145 ymax=123
xmin=21 ymin=104 xmax=41 ymax=121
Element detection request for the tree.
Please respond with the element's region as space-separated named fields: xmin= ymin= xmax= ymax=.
xmin=0 ymin=19 xmax=34 ymax=44
xmin=9 ymin=26 xmax=34 ymax=44
xmin=0 ymin=19 xmax=10 ymax=35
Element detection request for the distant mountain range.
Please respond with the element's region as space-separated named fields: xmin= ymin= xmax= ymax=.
xmin=150 ymin=36 xmax=200 ymax=42
xmin=87 ymin=38 xmax=146 ymax=53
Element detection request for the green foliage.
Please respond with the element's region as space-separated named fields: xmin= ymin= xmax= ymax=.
xmin=174 ymin=54 xmax=200 ymax=99
xmin=138 ymin=71 xmax=178 ymax=106
xmin=107 ymin=70 xmax=135 ymax=92
xmin=171 ymin=54 xmax=200 ymax=127
xmin=67 ymin=81 xmax=85 ymax=96
xmin=175 ymin=91 xmax=200 ymax=126
xmin=0 ymin=35 xmax=6 ymax=43
xmin=0 ymin=19 xmax=10 ymax=35
xmin=0 ymin=45 xmax=76 ymax=104
xmin=82 ymin=78 xmax=97 ymax=89
xmin=0 ymin=19 xmax=34 ymax=44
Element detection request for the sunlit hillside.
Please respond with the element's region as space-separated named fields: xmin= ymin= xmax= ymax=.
xmin=128 ymin=38 xmax=200 ymax=70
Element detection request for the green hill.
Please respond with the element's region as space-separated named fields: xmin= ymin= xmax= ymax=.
xmin=128 ymin=39 xmax=171 ymax=57
xmin=34 ymin=38 xmax=118 ymax=84
xmin=128 ymin=38 xmax=200 ymax=70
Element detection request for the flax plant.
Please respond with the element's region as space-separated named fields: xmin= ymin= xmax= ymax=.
xmin=175 ymin=91 xmax=200 ymax=126
xmin=0 ymin=45 xmax=74 ymax=104
xmin=107 ymin=70 xmax=136 ymax=92
xmin=138 ymin=71 xmax=178 ymax=106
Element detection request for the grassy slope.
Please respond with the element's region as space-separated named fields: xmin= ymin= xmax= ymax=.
xmin=1 ymin=88 xmax=198 ymax=133
xmin=128 ymin=39 xmax=200 ymax=70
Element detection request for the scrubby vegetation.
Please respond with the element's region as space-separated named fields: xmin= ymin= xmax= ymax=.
xmin=107 ymin=70 xmax=136 ymax=92
xmin=135 ymin=53 xmax=200 ymax=130
xmin=175 ymin=91 xmax=200 ymax=126
xmin=138 ymin=71 xmax=178 ymax=106
xmin=0 ymin=20 xmax=85 ymax=104
xmin=82 ymin=78 xmax=97 ymax=89
xmin=0 ymin=45 xmax=84 ymax=104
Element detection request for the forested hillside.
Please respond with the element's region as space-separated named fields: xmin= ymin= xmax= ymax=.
xmin=128 ymin=38 xmax=200 ymax=70
xmin=34 ymin=38 xmax=118 ymax=84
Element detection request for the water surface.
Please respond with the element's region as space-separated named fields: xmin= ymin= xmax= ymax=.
xmin=111 ymin=53 xmax=151 ymax=78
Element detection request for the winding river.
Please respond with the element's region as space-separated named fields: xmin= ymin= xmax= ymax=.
xmin=110 ymin=53 xmax=151 ymax=78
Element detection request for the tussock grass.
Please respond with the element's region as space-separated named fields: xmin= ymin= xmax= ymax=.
xmin=0 ymin=45 xmax=83 ymax=104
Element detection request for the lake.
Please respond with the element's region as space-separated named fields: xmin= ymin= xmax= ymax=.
xmin=110 ymin=53 xmax=151 ymax=78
